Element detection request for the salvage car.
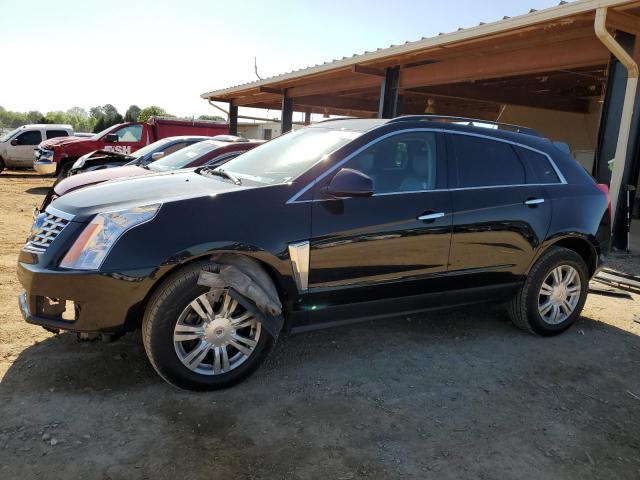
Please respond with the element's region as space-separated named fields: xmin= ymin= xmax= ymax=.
xmin=39 ymin=138 xmax=264 ymax=210
xmin=66 ymin=135 xmax=219 ymax=177
xmin=33 ymin=117 xmax=229 ymax=176
xmin=18 ymin=116 xmax=611 ymax=390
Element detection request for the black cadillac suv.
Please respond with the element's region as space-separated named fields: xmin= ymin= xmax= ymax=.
xmin=17 ymin=116 xmax=611 ymax=390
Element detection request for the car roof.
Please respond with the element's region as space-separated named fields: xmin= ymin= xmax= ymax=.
xmin=307 ymin=118 xmax=388 ymax=132
xmin=307 ymin=116 xmax=543 ymax=147
xmin=161 ymin=135 xmax=215 ymax=142
xmin=21 ymin=124 xmax=73 ymax=129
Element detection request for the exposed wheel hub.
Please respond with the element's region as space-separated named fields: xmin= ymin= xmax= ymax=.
xmin=204 ymin=317 xmax=234 ymax=347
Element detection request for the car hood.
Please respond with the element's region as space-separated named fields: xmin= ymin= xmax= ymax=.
xmin=54 ymin=165 xmax=149 ymax=196
xmin=40 ymin=135 xmax=93 ymax=149
xmin=51 ymin=169 xmax=247 ymax=220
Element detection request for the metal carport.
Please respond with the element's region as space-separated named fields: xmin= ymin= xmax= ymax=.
xmin=202 ymin=0 xmax=640 ymax=250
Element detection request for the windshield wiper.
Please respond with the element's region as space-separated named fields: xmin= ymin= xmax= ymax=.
xmin=200 ymin=167 xmax=241 ymax=185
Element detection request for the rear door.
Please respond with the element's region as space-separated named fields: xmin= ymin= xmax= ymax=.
xmin=305 ymin=129 xmax=452 ymax=322
xmin=447 ymin=132 xmax=552 ymax=286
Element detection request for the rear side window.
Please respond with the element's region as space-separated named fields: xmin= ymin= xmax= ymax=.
xmin=516 ymin=147 xmax=561 ymax=184
xmin=451 ymin=134 xmax=526 ymax=188
xmin=15 ymin=130 xmax=42 ymax=145
xmin=46 ymin=130 xmax=69 ymax=139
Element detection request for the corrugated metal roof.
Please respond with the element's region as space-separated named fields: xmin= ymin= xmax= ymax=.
xmin=201 ymin=0 xmax=635 ymax=99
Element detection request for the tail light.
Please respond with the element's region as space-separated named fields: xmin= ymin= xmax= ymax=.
xmin=596 ymin=183 xmax=612 ymax=221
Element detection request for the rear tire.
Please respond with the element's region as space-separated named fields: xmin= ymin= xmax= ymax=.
xmin=142 ymin=261 xmax=274 ymax=390
xmin=0 ymin=157 xmax=5 ymax=174
xmin=508 ymin=246 xmax=588 ymax=336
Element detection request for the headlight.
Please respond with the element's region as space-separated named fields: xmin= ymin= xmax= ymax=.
xmin=60 ymin=204 xmax=160 ymax=270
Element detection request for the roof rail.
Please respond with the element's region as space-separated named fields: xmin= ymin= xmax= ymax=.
xmin=388 ymin=115 xmax=541 ymax=137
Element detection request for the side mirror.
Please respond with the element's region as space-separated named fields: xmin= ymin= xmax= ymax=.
xmin=105 ymin=133 xmax=118 ymax=143
xmin=10 ymin=138 xmax=18 ymax=146
xmin=322 ymin=168 xmax=374 ymax=198
xmin=151 ymin=152 xmax=165 ymax=161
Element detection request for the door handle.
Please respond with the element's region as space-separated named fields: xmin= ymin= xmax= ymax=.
xmin=417 ymin=212 xmax=445 ymax=221
xmin=524 ymin=198 xmax=545 ymax=206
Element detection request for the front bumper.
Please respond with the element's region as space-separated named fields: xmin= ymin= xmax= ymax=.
xmin=33 ymin=160 xmax=57 ymax=175
xmin=17 ymin=258 xmax=163 ymax=333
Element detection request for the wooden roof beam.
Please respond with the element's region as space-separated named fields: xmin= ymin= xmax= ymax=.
xmin=294 ymin=95 xmax=380 ymax=113
xmin=400 ymin=37 xmax=609 ymax=89
xmin=606 ymin=9 xmax=640 ymax=34
xmin=411 ymin=83 xmax=591 ymax=113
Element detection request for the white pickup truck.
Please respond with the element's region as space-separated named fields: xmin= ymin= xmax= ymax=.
xmin=0 ymin=124 xmax=74 ymax=173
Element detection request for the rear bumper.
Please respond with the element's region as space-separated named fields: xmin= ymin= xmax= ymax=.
xmin=33 ymin=160 xmax=57 ymax=175
xmin=17 ymin=259 xmax=163 ymax=333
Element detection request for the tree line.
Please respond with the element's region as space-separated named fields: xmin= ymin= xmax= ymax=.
xmin=0 ymin=105 xmax=225 ymax=133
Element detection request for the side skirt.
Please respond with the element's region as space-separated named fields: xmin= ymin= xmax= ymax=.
xmin=290 ymin=282 xmax=522 ymax=334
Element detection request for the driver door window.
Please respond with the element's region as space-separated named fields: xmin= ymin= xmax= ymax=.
xmin=114 ymin=125 xmax=143 ymax=143
xmin=345 ymin=131 xmax=441 ymax=194
xmin=16 ymin=130 xmax=43 ymax=146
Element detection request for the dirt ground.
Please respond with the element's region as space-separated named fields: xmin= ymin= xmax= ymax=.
xmin=1 ymin=171 xmax=640 ymax=480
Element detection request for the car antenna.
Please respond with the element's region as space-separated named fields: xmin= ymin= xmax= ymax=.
xmin=254 ymin=57 xmax=263 ymax=80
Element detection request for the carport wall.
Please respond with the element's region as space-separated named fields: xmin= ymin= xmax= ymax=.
xmin=500 ymin=104 xmax=602 ymax=172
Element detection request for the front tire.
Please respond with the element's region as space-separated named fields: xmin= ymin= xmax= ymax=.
xmin=508 ymin=247 xmax=588 ymax=336
xmin=142 ymin=261 xmax=274 ymax=390
xmin=0 ymin=157 xmax=4 ymax=174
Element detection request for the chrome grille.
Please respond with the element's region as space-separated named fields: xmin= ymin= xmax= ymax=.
xmin=24 ymin=209 xmax=72 ymax=253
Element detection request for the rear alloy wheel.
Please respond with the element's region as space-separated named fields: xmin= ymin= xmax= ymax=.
xmin=537 ymin=265 xmax=581 ymax=324
xmin=143 ymin=261 xmax=273 ymax=390
xmin=508 ymin=246 xmax=588 ymax=336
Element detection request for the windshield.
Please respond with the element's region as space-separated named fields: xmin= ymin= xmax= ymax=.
xmin=0 ymin=127 xmax=21 ymax=143
xmin=129 ymin=138 xmax=174 ymax=160
xmin=91 ymin=124 xmax=120 ymax=140
xmin=215 ymin=128 xmax=361 ymax=185
xmin=148 ymin=141 xmax=218 ymax=172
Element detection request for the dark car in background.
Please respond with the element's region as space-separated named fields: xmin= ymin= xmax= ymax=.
xmin=39 ymin=138 xmax=264 ymax=210
xmin=18 ymin=116 xmax=610 ymax=391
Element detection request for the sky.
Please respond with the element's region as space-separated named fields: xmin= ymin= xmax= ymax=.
xmin=1 ymin=0 xmax=574 ymax=122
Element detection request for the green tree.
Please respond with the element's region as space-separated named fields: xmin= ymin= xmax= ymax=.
xmin=198 ymin=115 xmax=225 ymax=122
xmin=93 ymin=115 xmax=106 ymax=133
xmin=124 ymin=105 xmax=141 ymax=122
xmin=26 ymin=111 xmax=45 ymax=124
xmin=138 ymin=106 xmax=173 ymax=122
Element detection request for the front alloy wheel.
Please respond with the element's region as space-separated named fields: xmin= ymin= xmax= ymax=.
xmin=143 ymin=261 xmax=274 ymax=390
xmin=173 ymin=290 xmax=262 ymax=375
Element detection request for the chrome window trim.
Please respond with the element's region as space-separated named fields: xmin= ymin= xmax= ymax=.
xmin=45 ymin=205 xmax=74 ymax=221
xmin=286 ymin=128 xmax=567 ymax=204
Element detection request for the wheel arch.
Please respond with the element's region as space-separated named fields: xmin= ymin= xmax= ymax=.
xmin=533 ymin=234 xmax=599 ymax=277
xmin=125 ymin=248 xmax=296 ymax=331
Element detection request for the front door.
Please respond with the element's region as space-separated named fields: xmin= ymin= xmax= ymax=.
xmin=103 ymin=124 xmax=145 ymax=155
xmin=446 ymin=132 xmax=553 ymax=287
xmin=9 ymin=129 xmax=43 ymax=164
xmin=305 ymin=130 xmax=452 ymax=323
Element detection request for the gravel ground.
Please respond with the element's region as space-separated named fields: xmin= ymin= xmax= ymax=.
xmin=1 ymin=172 xmax=640 ymax=480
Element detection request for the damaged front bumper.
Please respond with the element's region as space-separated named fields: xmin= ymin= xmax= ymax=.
xmin=17 ymin=258 xmax=163 ymax=333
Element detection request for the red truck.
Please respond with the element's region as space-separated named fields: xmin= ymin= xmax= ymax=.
xmin=33 ymin=117 xmax=228 ymax=175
